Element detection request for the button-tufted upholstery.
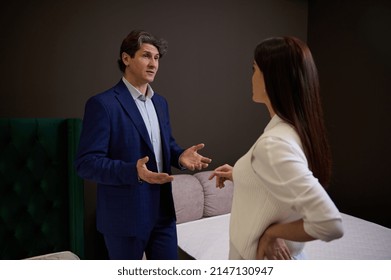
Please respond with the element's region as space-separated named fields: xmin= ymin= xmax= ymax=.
xmin=0 ymin=118 xmax=84 ymax=259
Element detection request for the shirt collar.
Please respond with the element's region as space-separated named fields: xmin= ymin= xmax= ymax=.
xmin=122 ymin=77 xmax=155 ymax=101
xmin=264 ymin=114 xmax=284 ymax=132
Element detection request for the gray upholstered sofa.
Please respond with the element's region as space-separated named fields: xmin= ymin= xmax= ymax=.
xmin=172 ymin=170 xmax=233 ymax=260
xmin=172 ymin=171 xmax=233 ymax=225
xmin=172 ymin=171 xmax=391 ymax=260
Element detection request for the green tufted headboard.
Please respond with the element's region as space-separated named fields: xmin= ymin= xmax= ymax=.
xmin=0 ymin=118 xmax=84 ymax=259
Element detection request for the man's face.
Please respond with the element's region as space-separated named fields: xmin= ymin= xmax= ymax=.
xmin=123 ymin=43 xmax=160 ymax=87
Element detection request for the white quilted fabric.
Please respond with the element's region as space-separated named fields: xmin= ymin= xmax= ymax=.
xmin=177 ymin=213 xmax=391 ymax=260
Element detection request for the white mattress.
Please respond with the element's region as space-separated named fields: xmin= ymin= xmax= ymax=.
xmin=177 ymin=213 xmax=391 ymax=260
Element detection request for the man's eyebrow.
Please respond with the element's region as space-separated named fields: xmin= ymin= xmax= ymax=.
xmin=142 ymin=50 xmax=159 ymax=54
xmin=142 ymin=50 xmax=160 ymax=56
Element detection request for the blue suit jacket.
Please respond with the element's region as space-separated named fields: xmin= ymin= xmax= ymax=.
xmin=75 ymin=80 xmax=184 ymax=237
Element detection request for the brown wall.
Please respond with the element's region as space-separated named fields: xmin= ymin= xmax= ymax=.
xmin=2 ymin=0 xmax=390 ymax=260
xmin=308 ymin=0 xmax=391 ymax=228
xmin=1 ymin=0 xmax=308 ymax=259
xmin=0 ymin=0 xmax=308 ymax=170
xmin=2 ymin=0 xmax=391 ymax=260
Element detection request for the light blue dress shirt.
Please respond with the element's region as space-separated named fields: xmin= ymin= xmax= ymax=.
xmin=122 ymin=77 xmax=163 ymax=172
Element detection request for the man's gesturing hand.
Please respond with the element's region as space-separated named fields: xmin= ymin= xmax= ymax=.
xmin=179 ymin=143 xmax=212 ymax=171
xmin=136 ymin=156 xmax=174 ymax=184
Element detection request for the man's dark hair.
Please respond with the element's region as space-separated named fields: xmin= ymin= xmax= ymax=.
xmin=117 ymin=30 xmax=168 ymax=72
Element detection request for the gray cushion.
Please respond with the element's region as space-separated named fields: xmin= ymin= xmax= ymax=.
xmin=172 ymin=174 xmax=204 ymax=224
xmin=25 ymin=251 xmax=80 ymax=260
xmin=194 ymin=171 xmax=233 ymax=217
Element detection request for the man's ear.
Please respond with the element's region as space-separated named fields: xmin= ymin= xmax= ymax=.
xmin=121 ymin=52 xmax=131 ymax=66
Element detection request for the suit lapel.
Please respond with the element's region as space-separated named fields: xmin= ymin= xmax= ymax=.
xmin=152 ymin=95 xmax=171 ymax=170
xmin=114 ymin=81 xmax=154 ymax=153
xmin=151 ymin=95 xmax=167 ymax=137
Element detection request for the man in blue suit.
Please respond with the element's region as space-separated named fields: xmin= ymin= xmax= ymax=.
xmin=75 ymin=30 xmax=212 ymax=260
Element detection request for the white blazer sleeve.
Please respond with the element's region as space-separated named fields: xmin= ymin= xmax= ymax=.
xmin=251 ymin=135 xmax=343 ymax=241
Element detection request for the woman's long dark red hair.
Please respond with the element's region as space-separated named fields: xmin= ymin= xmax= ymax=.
xmin=254 ymin=37 xmax=332 ymax=187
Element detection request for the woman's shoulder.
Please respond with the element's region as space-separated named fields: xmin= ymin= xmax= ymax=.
xmin=251 ymin=117 xmax=305 ymax=163
xmin=261 ymin=116 xmax=299 ymax=144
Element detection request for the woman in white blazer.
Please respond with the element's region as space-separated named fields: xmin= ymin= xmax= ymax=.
xmin=210 ymin=37 xmax=344 ymax=260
